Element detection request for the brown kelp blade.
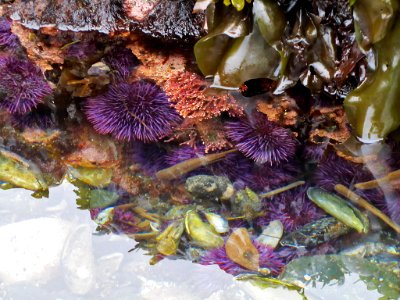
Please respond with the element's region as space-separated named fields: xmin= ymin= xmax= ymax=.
xmin=155 ymin=149 xmax=237 ymax=181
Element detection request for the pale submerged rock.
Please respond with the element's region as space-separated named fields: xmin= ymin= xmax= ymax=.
xmin=0 ymin=217 xmax=72 ymax=284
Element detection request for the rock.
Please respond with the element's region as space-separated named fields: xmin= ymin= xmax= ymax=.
xmin=230 ymin=187 xmax=262 ymax=221
xmin=8 ymin=0 xmax=127 ymax=33
xmin=129 ymin=0 xmax=206 ymax=43
xmin=185 ymin=175 xmax=234 ymax=202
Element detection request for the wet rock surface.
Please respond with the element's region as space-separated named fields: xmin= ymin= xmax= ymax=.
xmin=6 ymin=0 xmax=128 ymax=33
xmin=129 ymin=0 xmax=205 ymax=43
xmin=185 ymin=175 xmax=234 ymax=202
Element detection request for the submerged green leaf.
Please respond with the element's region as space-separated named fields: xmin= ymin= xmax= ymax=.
xmin=236 ymin=274 xmax=307 ymax=299
xmin=73 ymin=181 xmax=119 ymax=209
xmin=281 ymin=255 xmax=400 ymax=300
xmin=0 ymin=148 xmax=47 ymax=192
xmin=307 ymin=187 xmax=369 ymax=233
xmin=67 ymin=166 xmax=113 ymax=188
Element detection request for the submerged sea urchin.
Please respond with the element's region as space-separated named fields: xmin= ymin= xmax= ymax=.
xmin=258 ymin=186 xmax=325 ymax=232
xmin=85 ymin=81 xmax=181 ymax=142
xmin=0 ymin=57 xmax=52 ymax=115
xmin=130 ymin=142 xmax=168 ymax=176
xmin=0 ymin=18 xmax=20 ymax=50
xmin=225 ymin=112 xmax=297 ymax=165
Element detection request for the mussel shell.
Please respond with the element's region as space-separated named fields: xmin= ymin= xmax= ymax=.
xmin=185 ymin=210 xmax=224 ymax=249
xmin=255 ymin=220 xmax=284 ymax=249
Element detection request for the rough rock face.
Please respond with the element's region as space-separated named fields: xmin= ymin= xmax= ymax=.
xmin=6 ymin=0 xmax=127 ymax=33
xmin=128 ymin=0 xmax=206 ymax=43
xmin=4 ymin=0 xmax=205 ymax=43
xmin=123 ymin=0 xmax=160 ymax=22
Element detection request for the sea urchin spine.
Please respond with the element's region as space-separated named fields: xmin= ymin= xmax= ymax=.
xmin=85 ymin=81 xmax=181 ymax=142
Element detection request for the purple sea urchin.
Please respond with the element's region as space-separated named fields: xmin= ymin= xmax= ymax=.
xmin=313 ymin=152 xmax=385 ymax=209
xmin=103 ymin=45 xmax=139 ymax=82
xmin=130 ymin=142 xmax=168 ymax=175
xmin=0 ymin=57 xmax=52 ymax=115
xmin=10 ymin=108 xmax=55 ymax=130
xmin=64 ymin=40 xmax=98 ymax=61
xmin=237 ymin=163 xmax=300 ymax=193
xmin=225 ymin=112 xmax=297 ymax=165
xmin=258 ymin=186 xmax=325 ymax=232
xmin=0 ymin=18 xmax=20 ymax=50
xmin=85 ymin=81 xmax=181 ymax=142
xmin=200 ymin=241 xmax=286 ymax=276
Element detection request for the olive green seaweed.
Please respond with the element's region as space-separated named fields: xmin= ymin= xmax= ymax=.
xmin=345 ymin=18 xmax=400 ymax=143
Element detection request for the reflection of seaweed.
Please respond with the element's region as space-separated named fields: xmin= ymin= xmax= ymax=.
xmin=73 ymin=180 xmax=119 ymax=209
xmin=281 ymin=255 xmax=400 ymax=298
xmin=236 ymin=275 xmax=307 ymax=300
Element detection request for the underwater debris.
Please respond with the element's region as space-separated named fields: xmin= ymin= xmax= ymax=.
xmin=0 ymin=148 xmax=48 ymax=192
xmin=225 ymin=228 xmax=260 ymax=272
xmin=335 ymin=184 xmax=400 ymax=234
xmin=156 ymin=220 xmax=185 ymax=256
xmin=203 ymin=211 xmax=229 ymax=234
xmin=156 ymin=149 xmax=236 ymax=181
xmin=260 ymin=180 xmax=305 ymax=198
xmin=355 ymin=169 xmax=400 ymax=190
xmin=201 ymin=232 xmax=286 ymax=276
xmin=230 ymin=187 xmax=262 ymax=221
